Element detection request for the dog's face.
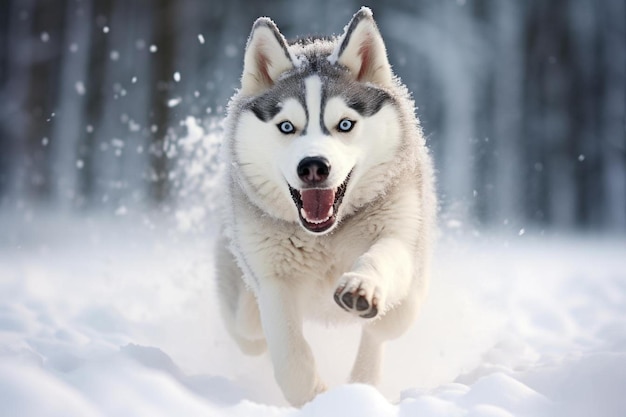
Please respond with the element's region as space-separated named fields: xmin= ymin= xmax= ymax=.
xmin=232 ymin=9 xmax=402 ymax=235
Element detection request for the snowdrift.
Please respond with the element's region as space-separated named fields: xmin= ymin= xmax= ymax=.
xmin=1 ymin=213 xmax=625 ymax=416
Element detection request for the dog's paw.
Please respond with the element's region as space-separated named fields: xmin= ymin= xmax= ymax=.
xmin=334 ymin=273 xmax=382 ymax=319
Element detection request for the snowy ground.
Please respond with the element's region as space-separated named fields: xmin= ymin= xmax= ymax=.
xmin=1 ymin=210 xmax=625 ymax=416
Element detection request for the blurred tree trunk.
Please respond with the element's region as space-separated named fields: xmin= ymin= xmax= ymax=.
xmin=600 ymin=0 xmax=626 ymax=231
xmin=50 ymin=0 xmax=91 ymax=209
xmin=492 ymin=0 xmax=524 ymax=226
xmin=148 ymin=0 xmax=178 ymax=204
xmin=0 ymin=0 xmax=11 ymax=201
xmin=23 ymin=0 xmax=67 ymax=201
xmin=77 ymin=0 xmax=113 ymax=207
xmin=114 ymin=0 xmax=152 ymax=208
xmin=523 ymin=0 xmax=574 ymax=226
xmin=568 ymin=0 xmax=604 ymax=227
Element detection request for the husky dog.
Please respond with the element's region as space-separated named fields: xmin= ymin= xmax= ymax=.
xmin=216 ymin=7 xmax=436 ymax=406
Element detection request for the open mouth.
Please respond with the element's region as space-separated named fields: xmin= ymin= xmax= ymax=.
xmin=288 ymin=173 xmax=351 ymax=234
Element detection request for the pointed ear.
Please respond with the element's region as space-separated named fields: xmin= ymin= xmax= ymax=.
xmin=330 ymin=7 xmax=393 ymax=87
xmin=241 ymin=17 xmax=295 ymax=96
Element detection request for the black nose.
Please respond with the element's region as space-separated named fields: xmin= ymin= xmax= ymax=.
xmin=297 ymin=157 xmax=331 ymax=186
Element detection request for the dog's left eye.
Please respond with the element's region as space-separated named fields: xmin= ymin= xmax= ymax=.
xmin=337 ymin=119 xmax=355 ymax=132
xmin=277 ymin=121 xmax=296 ymax=134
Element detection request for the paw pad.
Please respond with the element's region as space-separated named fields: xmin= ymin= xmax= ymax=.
xmin=334 ymin=284 xmax=378 ymax=318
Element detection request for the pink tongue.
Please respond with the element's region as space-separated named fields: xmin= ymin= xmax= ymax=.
xmin=300 ymin=189 xmax=335 ymax=222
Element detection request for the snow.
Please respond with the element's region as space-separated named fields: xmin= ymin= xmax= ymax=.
xmin=167 ymin=97 xmax=182 ymax=108
xmin=0 ymin=211 xmax=625 ymax=416
xmin=75 ymin=81 xmax=86 ymax=96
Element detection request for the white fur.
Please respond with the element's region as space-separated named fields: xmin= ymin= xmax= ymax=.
xmin=304 ymin=76 xmax=324 ymax=136
xmin=280 ymin=80 xmax=356 ymax=194
xmin=217 ymin=9 xmax=437 ymax=407
xmin=241 ymin=19 xmax=295 ymax=96
xmin=328 ymin=7 xmax=393 ymax=87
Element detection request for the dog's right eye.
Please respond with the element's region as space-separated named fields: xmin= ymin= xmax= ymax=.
xmin=277 ymin=121 xmax=296 ymax=134
xmin=337 ymin=118 xmax=355 ymax=133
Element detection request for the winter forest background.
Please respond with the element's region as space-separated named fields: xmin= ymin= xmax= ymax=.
xmin=0 ymin=0 xmax=625 ymax=231
xmin=2 ymin=1 xmax=626 ymax=415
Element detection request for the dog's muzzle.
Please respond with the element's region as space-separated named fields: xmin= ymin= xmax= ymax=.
xmin=288 ymin=166 xmax=351 ymax=234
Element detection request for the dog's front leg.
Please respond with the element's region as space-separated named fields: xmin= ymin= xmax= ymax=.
xmin=335 ymin=236 xmax=421 ymax=386
xmin=257 ymin=278 xmax=326 ymax=406
xmin=334 ymin=236 xmax=415 ymax=319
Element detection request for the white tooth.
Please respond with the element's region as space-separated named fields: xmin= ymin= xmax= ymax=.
xmin=300 ymin=207 xmax=333 ymax=224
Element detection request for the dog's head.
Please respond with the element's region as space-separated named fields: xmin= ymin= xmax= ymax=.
xmin=230 ymin=8 xmax=404 ymax=235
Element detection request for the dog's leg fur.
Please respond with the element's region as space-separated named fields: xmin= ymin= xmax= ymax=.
xmin=335 ymin=234 xmax=416 ymax=318
xmin=350 ymin=328 xmax=384 ymax=384
xmin=232 ymin=288 xmax=266 ymax=355
xmin=349 ymin=278 xmax=424 ymax=385
xmin=215 ymin=241 xmax=267 ymax=355
xmin=257 ymin=279 xmax=327 ymax=406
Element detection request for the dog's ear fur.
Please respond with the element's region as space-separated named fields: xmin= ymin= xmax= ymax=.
xmin=331 ymin=7 xmax=392 ymax=87
xmin=241 ymin=18 xmax=294 ymax=96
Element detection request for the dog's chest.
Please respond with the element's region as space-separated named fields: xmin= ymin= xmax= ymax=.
xmin=273 ymin=229 xmax=366 ymax=283
xmin=250 ymin=218 xmax=374 ymax=286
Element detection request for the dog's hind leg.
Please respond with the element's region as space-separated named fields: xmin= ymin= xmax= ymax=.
xmin=350 ymin=279 xmax=424 ymax=385
xmin=231 ymin=287 xmax=266 ymax=355
xmin=350 ymin=328 xmax=384 ymax=385
xmin=215 ymin=239 xmax=266 ymax=355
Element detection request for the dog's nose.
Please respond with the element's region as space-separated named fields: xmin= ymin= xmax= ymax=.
xmin=297 ymin=157 xmax=331 ymax=185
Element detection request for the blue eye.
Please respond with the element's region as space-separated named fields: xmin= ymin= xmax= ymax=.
xmin=278 ymin=120 xmax=295 ymax=134
xmin=337 ymin=119 xmax=355 ymax=132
